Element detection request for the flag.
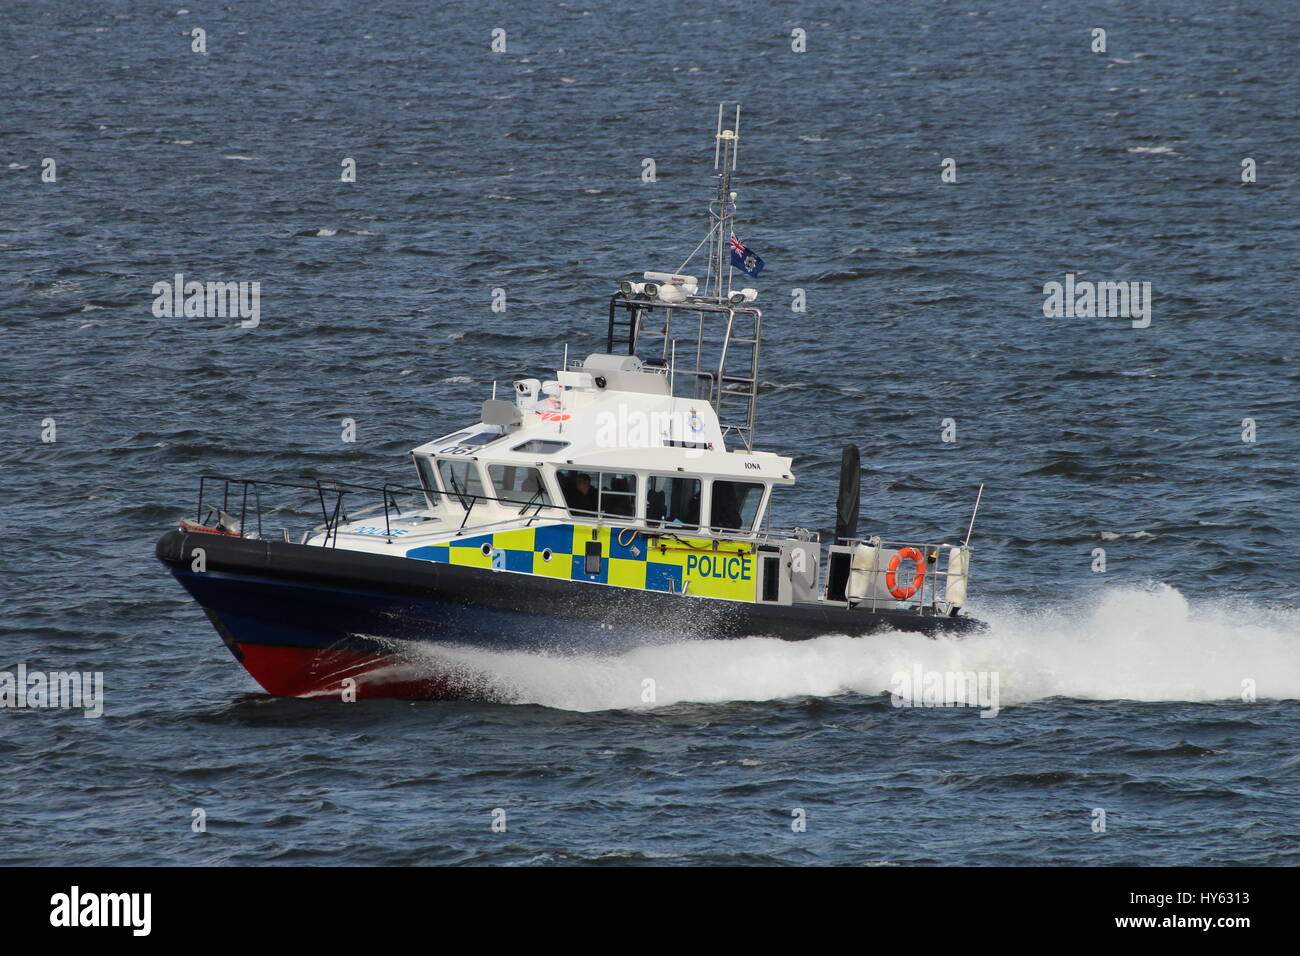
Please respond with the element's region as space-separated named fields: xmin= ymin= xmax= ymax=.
xmin=728 ymin=236 xmax=765 ymax=277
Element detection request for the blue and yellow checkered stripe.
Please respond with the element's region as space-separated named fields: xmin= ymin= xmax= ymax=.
xmin=405 ymin=523 xmax=757 ymax=602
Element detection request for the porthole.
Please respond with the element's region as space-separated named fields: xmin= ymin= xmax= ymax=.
xmin=480 ymin=543 xmax=492 ymax=556
xmin=541 ymin=548 xmax=553 ymax=562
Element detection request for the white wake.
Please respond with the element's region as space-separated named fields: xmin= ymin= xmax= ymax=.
xmin=398 ymin=584 xmax=1300 ymax=712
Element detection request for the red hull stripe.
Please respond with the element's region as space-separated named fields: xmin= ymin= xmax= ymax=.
xmin=235 ymin=643 xmax=471 ymax=700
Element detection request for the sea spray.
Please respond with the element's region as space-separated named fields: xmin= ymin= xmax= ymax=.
xmin=380 ymin=584 xmax=1300 ymax=712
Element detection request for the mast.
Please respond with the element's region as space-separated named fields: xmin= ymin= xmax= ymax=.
xmin=706 ymin=103 xmax=741 ymax=302
xmin=610 ymin=103 xmax=762 ymax=451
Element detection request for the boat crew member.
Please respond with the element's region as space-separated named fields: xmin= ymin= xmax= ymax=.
xmin=567 ymin=472 xmax=598 ymax=514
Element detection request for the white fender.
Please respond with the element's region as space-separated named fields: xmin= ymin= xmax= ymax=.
xmin=848 ymin=543 xmax=890 ymax=601
xmin=946 ymin=546 xmax=971 ymax=610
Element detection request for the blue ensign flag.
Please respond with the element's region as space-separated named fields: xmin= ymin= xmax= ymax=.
xmin=728 ymin=236 xmax=765 ymax=277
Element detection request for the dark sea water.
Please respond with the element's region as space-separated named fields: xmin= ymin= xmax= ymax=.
xmin=1 ymin=0 xmax=1298 ymax=865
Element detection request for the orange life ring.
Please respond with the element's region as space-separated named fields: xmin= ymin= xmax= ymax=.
xmin=886 ymin=547 xmax=927 ymax=600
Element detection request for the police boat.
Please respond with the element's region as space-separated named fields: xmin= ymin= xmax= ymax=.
xmin=155 ymin=106 xmax=985 ymax=700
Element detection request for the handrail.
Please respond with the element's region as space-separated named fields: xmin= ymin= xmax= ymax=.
xmin=829 ymin=536 xmax=970 ymax=613
xmin=190 ymin=473 xmax=818 ymax=551
xmin=194 ymin=474 xmax=432 ymax=548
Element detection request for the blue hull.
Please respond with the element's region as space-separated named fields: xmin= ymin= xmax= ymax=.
xmin=157 ymin=530 xmax=981 ymax=699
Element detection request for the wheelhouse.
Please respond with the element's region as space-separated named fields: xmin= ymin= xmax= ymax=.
xmin=408 ymin=395 xmax=785 ymax=541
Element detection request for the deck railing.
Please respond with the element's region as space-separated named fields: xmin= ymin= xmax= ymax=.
xmin=192 ymin=475 xmax=429 ymax=546
xmin=831 ymin=536 xmax=970 ymax=614
xmin=187 ymin=474 xmax=818 ymax=551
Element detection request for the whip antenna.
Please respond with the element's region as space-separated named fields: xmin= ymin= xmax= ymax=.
xmin=963 ymin=483 xmax=985 ymax=548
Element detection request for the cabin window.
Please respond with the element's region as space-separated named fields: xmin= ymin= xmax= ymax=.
xmin=599 ymin=472 xmax=637 ymax=518
xmin=646 ymin=475 xmax=701 ymax=530
xmin=709 ymin=480 xmax=765 ymax=532
xmin=437 ymin=459 xmax=485 ymax=508
xmin=511 ymin=439 xmax=569 ymax=455
xmin=488 ymin=464 xmax=553 ymax=512
xmin=414 ymin=456 xmax=442 ymax=507
xmin=556 ymin=470 xmax=637 ymax=519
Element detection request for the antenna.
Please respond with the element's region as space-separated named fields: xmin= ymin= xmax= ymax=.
xmin=963 ymin=483 xmax=985 ymax=548
xmin=732 ymin=105 xmax=740 ymax=169
xmin=707 ymin=102 xmax=742 ymax=301
xmin=616 ymin=106 xmax=763 ymax=452
xmin=713 ymin=102 xmax=723 ymax=168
